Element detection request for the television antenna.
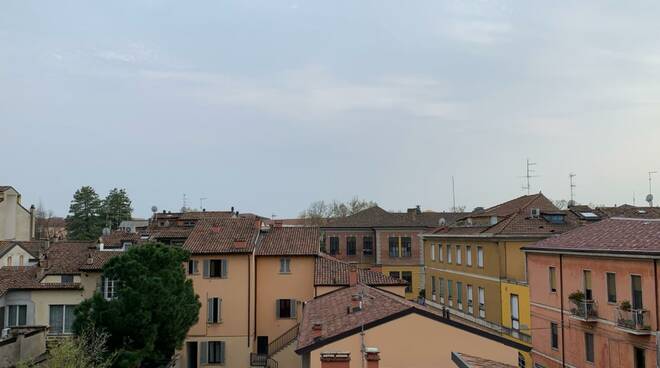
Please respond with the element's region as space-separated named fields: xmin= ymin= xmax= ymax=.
xmin=199 ymin=197 xmax=207 ymax=210
xmin=569 ymin=173 xmax=576 ymax=205
xmin=647 ymin=171 xmax=657 ymax=207
xmin=451 ymin=176 xmax=456 ymax=212
xmin=520 ymin=158 xmax=538 ymax=195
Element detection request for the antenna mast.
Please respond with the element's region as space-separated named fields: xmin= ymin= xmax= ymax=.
xmin=648 ymin=171 xmax=657 ymax=207
xmin=182 ymin=193 xmax=188 ymax=212
xmin=521 ymin=158 xmax=538 ymax=195
xmin=569 ymin=173 xmax=576 ymax=204
xmin=199 ymin=197 xmax=207 ymax=210
xmin=451 ymin=176 xmax=456 ymax=212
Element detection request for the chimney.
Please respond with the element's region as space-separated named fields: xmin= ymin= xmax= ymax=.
xmin=38 ymin=254 xmax=48 ymax=269
xmin=273 ymin=220 xmax=283 ymax=228
xmin=348 ymin=265 xmax=358 ymax=286
xmin=312 ymin=322 xmax=323 ymax=341
xmin=365 ymin=347 xmax=380 ymax=368
xmin=350 ymin=294 xmax=362 ymax=313
xmin=29 ymin=204 xmax=36 ymax=240
xmin=86 ymin=252 xmax=94 ymax=265
xmin=320 ymin=352 xmax=350 ymax=368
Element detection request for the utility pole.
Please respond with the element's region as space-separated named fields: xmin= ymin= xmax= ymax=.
xmin=569 ymin=173 xmax=576 ymax=204
xmin=521 ymin=158 xmax=538 ymax=195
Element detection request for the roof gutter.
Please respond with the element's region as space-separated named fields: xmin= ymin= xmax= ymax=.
xmin=522 ymin=248 xmax=660 ymax=259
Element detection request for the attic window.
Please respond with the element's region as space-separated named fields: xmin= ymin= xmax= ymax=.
xmin=543 ymin=214 xmax=566 ymax=224
xmin=530 ymin=208 xmax=541 ymax=218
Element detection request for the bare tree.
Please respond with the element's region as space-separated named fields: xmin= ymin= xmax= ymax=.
xmin=300 ymin=197 xmax=377 ymax=224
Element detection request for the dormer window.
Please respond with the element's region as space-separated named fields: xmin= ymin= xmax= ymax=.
xmin=530 ymin=208 xmax=541 ymax=218
xmin=543 ymin=213 xmax=566 ymax=224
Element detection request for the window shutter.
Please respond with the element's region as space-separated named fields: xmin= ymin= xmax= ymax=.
xmin=221 ymin=259 xmax=228 ymax=278
xmin=218 ymin=299 xmax=222 ymax=322
xmin=96 ymin=276 xmax=104 ymax=294
xmin=276 ymin=299 xmax=281 ymax=318
xmin=194 ymin=260 xmax=199 ymax=274
xmin=220 ymin=341 xmax=226 ymax=365
xmin=203 ymin=260 xmax=210 ymax=278
xmin=290 ymin=300 xmax=296 ymax=319
xmin=200 ymin=342 xmax=208 ymax=364
xmin=207 ymin=299 xmax=213 ymax=323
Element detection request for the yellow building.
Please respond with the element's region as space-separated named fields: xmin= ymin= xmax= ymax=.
xmin=422 ymin=193 xmax=580 ymax=367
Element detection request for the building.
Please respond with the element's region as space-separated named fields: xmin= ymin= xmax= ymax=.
xmin=0 ymin=186 xmax=35 ymax=241
xmin=524 ymin=218 xmax=660 ymax=368
xmin=421 ymin=193 xmax=580 ymax=366
xmin=295 ymin=283 xmax=528 ymax=368
xmin=0 ymin=241 xmax=43 ymax=268
xmin=117 ymin=219 xmax=149 ymax=233
xmin=568 ymin=204 xmax=660 ymax=223
xmin=322 ymin=206 xmax=467 ymax=299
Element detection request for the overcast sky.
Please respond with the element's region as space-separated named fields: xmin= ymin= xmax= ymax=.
xmin=2 ymin=1 xmax=660 ymax=218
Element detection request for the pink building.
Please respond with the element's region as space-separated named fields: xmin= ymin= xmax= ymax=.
xmin=524 ymin=218 xmax=660 ymax=368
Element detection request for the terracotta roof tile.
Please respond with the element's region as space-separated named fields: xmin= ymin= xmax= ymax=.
xmin=325 ymin=206 xmax=467 ymax=228
xmin=79 ymin=250 xmax=122 ymax=271
xmin=525 ymin=217 xmax=660 ymax=254
xmin=452 ymin=352 xmax=516 ymax=368
xmin=256 ymin=227 xmax=320 ymax=256
xmin=183 ymin=218 xmax=260 ymax=254
xmin=43 ymin=241 xmax=97 ymax=275
xmin=101 ymin=232 xmax=144 ymax=248
xmin=0 ymin=266 xmax=81 ymax=296
xmin=314 ymin=254 xmax=407 ymax=286
xmin=0 ymin=240 xmax=45 ymax=258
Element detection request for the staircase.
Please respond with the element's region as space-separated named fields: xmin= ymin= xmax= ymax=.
xmin=268 ymin=323 xmax=299 ymax=357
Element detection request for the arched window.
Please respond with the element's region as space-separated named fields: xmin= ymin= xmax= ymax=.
xmin=19 ymin=255 xmax=24 ymax=266
xmin=7 ymin=256 xmax=12 ymax=266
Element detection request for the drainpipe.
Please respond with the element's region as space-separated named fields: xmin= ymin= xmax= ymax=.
xmin=559 ymin=254 xmax=565 ymax=368
xmin=654 ymin=260 xmax=659 ymax=368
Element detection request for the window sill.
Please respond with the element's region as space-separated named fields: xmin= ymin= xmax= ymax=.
xmin=207 ymin=321 xmax=223 ymax=325
xmin=279 ymin=272 xmax=292 ymax=275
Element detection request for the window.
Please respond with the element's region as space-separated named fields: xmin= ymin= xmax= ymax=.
xmin=635 ymin=347 xmax=646 ymax=368
xmin=8 ymin=305 xmax=27 ymax=326
xmin=431 ymin=276 xmax=436 ymax=300
xmin=401 ymin=271 xmax=412 ymax=293
xmin=549 ymin=267 xmax=557 ymax=292
xmin=7 ymin=256 xmax=12 ymax=266
xmin=447 ymin=280 xmax=453 ymax=306
xmin=346 ymin=237 xmax=356 ymax=255
xmin=19 ymin=255 xmax=24 ymax=266
xmin=431 ymin=243 xmax=436 ymax=261
xmin=510 ymin=294 xmax=520 ymax=330
xmin=467 ymin=285 xmax=473 ymax=314
xmin=363 ymin=237 xmax=373 ymax=255
xmin=276 ymin=299 xmax=296 ymax=319
xmin=606 ymin=272 xmax=616 ymax=303
xmin=632 ymin=275 xmax=643 ymax=309
xmin=49 ymin=305 xmax=76 ymax=335
xmin=456 ymin=245 xmax=462 ymax=265
xmin=389 ymin=271 xmax=400 ymax=279
xmin=550 ymin=322 xmax=558 ymax=349
xmin=200 ymin=341 xmax=226 ymax=365
xmin=203 ymin=259 xmax=228 ymax=278
xmin=61 ymin=275 xmax=74 ymax=284
xmin=478 ymin=287 xmax=485 ymax=318
xmin=401 ymin=237 xmax=412 ymax=257
xmin=583 ymin=270 xmax=592 ymax=300
xmin=439 ymin=277 xmax=445 ymax=303
xmin=447 ymin=245 xmax=452 ymax=264
xmin=280 ymin=258 xmax=291 ymax=273
xmin=438 ymin=244 xmax=443 ymax=262
xmin=466 ymin=246 xmax=472 ymax=266
xmin=477 ymin=247 xmax=484 ymax=268
xmin=187 ymin=260 xmax=199 ymax=275
xmin=103 ymin=278 xmax=117 ymax=300
xmin=585 ymin=332 xmax=594 ymax=363
xmin=389 ymin=237 xmax=399 ymax=257
xmin=456 ymin=282 xmax=463 ymax=309
xmin=329 ymin=237 xmax=339 ymax=255
xmin=207 ymin=297 xmax=221 ymax=323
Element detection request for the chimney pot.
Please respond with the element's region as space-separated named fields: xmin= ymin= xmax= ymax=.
xmin=320 ymin=352 xmax=350 ymax=368
xmin=348 ymin=265 xmax=358 ymax=286
xmin=365 ymin=347 xmax=380 ymax=368
xmin=312 ymin=322 xmax=323 ymax=340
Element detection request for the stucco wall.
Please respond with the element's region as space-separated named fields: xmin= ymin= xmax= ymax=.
xmin=0 ymin=245 xmax=34 ymax=267
xmin=380 ymin=265 xmax=422 ymax=299
xmin=255 ymin=255 xmax=315 ymax=342
xmin=307 ymin=313 xmax=519 ymax=368
xmin=31 ymin=289 xmax=84 ymax=328
xmin=271 ymin=339 xmax=302 ymax=368
xmin=0 ymin=188 xmax=32 ymax=241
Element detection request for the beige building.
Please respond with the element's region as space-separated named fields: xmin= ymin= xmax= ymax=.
xmin=0 ymin=186 xmax=35 ymax=241
xmin=0 ymin=241 xmax=42 ymax=268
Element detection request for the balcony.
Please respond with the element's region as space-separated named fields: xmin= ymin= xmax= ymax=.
xmin=569 ymin=299 xmax=598 ymax=322
xmin=616 ymin=308 xmax=652 ymax=335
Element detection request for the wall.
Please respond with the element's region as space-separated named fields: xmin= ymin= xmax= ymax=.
xmin=31 ymin=289 xmax=85 ymax=329
xmin=271 ymin=339 xmax=302 ymax=368
xmin=380 ymin=266 xmax=422 ymax=299
xmin=0 ymin=245 xmax=34 ymax=267
xmin=2 ymin=291 xmax=35 ymax=326
xmin=0 ymin=328 xmax=47 ymax=367
xmin=322 ymin=229 xmax=376 ymax=266
xmin=307 ymin=313 xmax=519 ymax=368
xmin=0 ymin=188 xmax=32 ymax=241
xmin=502 ymin=241 xmax=534 ymax=282
xmin=255 ymin=255 xmax=315 ymax=342
xmin=375 ymin=229 xmax=425 ymax=267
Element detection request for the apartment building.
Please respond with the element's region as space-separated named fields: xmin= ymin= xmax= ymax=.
xmin=322 ymin=206 xmax=466 ymax=299
xmin=524 ymin=218 xmax=660 ymax=368
xmin=0 ymin=186 xmax=35 ymax=241
xmin=422 ymin=193 xmax=580 ymax=367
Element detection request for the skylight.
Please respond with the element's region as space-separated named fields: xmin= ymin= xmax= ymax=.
xmin=580 ymin=212 xmax=599 ymax=218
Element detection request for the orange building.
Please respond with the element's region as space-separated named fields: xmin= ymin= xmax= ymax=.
xmin=524 ymin=218 xmax=660 ymax=368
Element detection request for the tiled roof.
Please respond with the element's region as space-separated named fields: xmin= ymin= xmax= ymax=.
xmin=452 ymin=352 xmax=516 ymax=368
xmin=324 ymin=206 xmax=467 ymax=228
xmin=0 ymin=186 xmax=13 ymax=192
xmin=472 ymin=193 xmax=556 ymax=218
xmin=183 ymin=218 xmax=260 ymax=254
xmin=101 ymin=232 xmax=143 ymax=247
xmin=525 ymin=218 xmax=660 ymax=254
xmin=314 ymin=254 xmax=407 ymax=286
xmin=0 ymin=266 xmax=81 ymax=296
xmin=149 ymin=227 xmax=193 ymax=239
xmin=256 ymin=226 xmax=320 ymax=256
xmin=595 ymin=205 xmax=660 ymax=219
xmin=0 ymin=240 xmax=45 ymax=258
xmin=43 ymin=241 xmax=96 ymax=275
xmin=79 ymin=250 xmax=121 ymax=271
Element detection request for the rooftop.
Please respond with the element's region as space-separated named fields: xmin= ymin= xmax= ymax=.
xmin=183 ymin=217 xmax=261 ymax=254
xmin=314 ymin=254 xmax=407 ymax=286
xmin=255 ymin=226 xmax=320 ymax=256
xmin=451 ymin=352 xmax=516 ymax=368
xmin=324 ymin=206 xmax=467 ymax=228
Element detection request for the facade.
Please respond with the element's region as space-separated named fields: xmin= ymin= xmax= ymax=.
xmin=422 ymin=193 xmax=580 ymax=366
xmin=524 ymin=218 xmax=660 ymax=368
xmin=295 ymin=283 xmax=528 ymax=368
xmin=0 ymin=186 xmax=35 ymax=241
xmin=322 ymin=206 xmax=466 ymax=300
xmin=0 ymin=241 xmax=42 ymax=268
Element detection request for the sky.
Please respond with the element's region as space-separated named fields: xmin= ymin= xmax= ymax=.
xmin=2 ymin=1 xmax=660 ymax=219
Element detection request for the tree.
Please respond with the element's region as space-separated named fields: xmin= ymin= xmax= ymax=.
xmin=299 ymin=197 xmax=377 ymax=224
xmin=73 ymin=243 xmax=200 ymax=368
xmin=67 ymin=186 xmax=105 ymax=240
xmin=18 ymin=327 xmax=116 ymax=368
xmin=103 ymin=188 xmax=133 ymax=230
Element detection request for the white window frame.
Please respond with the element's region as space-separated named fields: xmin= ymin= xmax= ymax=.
xmin=430 ymin=244 xmax=435 ymax=261
xmin=477 ymin=247 xmax=484 ymax=268
xmin=438 ymin=244 xmax=443 ymax=262
xmin=207 ymin=297 xmax=221 ymax=324
xmin=447 ymin=245 xmax=452 ymax=264
xmin=104 ymin=278 xmax=117 ymax=300
xmin=467 ymin=285 xmax=474 ymax=314
xmin=456 ymin=245 xmax=462 ymax=265
xmin=49 ymin=304 xmax=76 ymax=335
xmin=280 ymin=257 xmax=291 ymax=273
xmin=466 ymin=246 xmax=472 ymax=266
xmin=478 ymin=287 xmax=486 ymax=318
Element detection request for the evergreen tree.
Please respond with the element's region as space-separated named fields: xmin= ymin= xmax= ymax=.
xmin=73 ymin=243 xmax=200 ymax=368
xmin=103 ymin=188 xmax=133 ymax=230
xmin=67 ymin=186 xmax=104 ymax=240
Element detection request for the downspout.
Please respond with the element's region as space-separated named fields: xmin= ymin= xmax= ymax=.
xmin=560 ymin=254 xmax=565 ymax=368
xmin=248 ymin=253 xmax=251 ymax=348
xmin=654 ymin=260 xmax=659 ymax=368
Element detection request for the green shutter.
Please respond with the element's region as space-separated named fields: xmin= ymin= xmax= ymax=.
xmin=200 ymin=341 xmax=208 ymax=364
xmin=207 ymin=299 xmax=213 ymax=323
xmin=275 ymin=299 xmax=280 ymax=318
xmin=221 ymin=259 xmax=228 ymax=278
xmin=203 ymin=260 xmax=210 ymax=278
xmin=290 ymin=300 xmax=296 ymax=319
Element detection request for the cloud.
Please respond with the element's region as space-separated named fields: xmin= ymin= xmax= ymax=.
xmin=96 ymin=43 xmax=154 ymax=64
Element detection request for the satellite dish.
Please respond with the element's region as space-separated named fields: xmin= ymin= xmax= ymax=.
xmin=151 ymin=206 xmax=158 ymax=213
xmin=438 ymin=218 xmax=446 ymax=226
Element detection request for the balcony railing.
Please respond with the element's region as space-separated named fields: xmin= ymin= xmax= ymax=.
xmin=501 ymin=326 xmax=532 ymax=344
xmin=569 ymin=300 xmax=598 ymax=321
xmin=616 ymin=308 xmax=651 ymax=334
xmin=250 ymin=353 xmax=278 ymax=368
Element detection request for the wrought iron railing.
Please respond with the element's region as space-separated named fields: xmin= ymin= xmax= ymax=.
xmin=617 ymin=308 xmax=651 ymax=332
xmin=268 ymin=323 xmax=299 ymax=357
xmin=570 ymin=299 xmax=597 ymax=320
